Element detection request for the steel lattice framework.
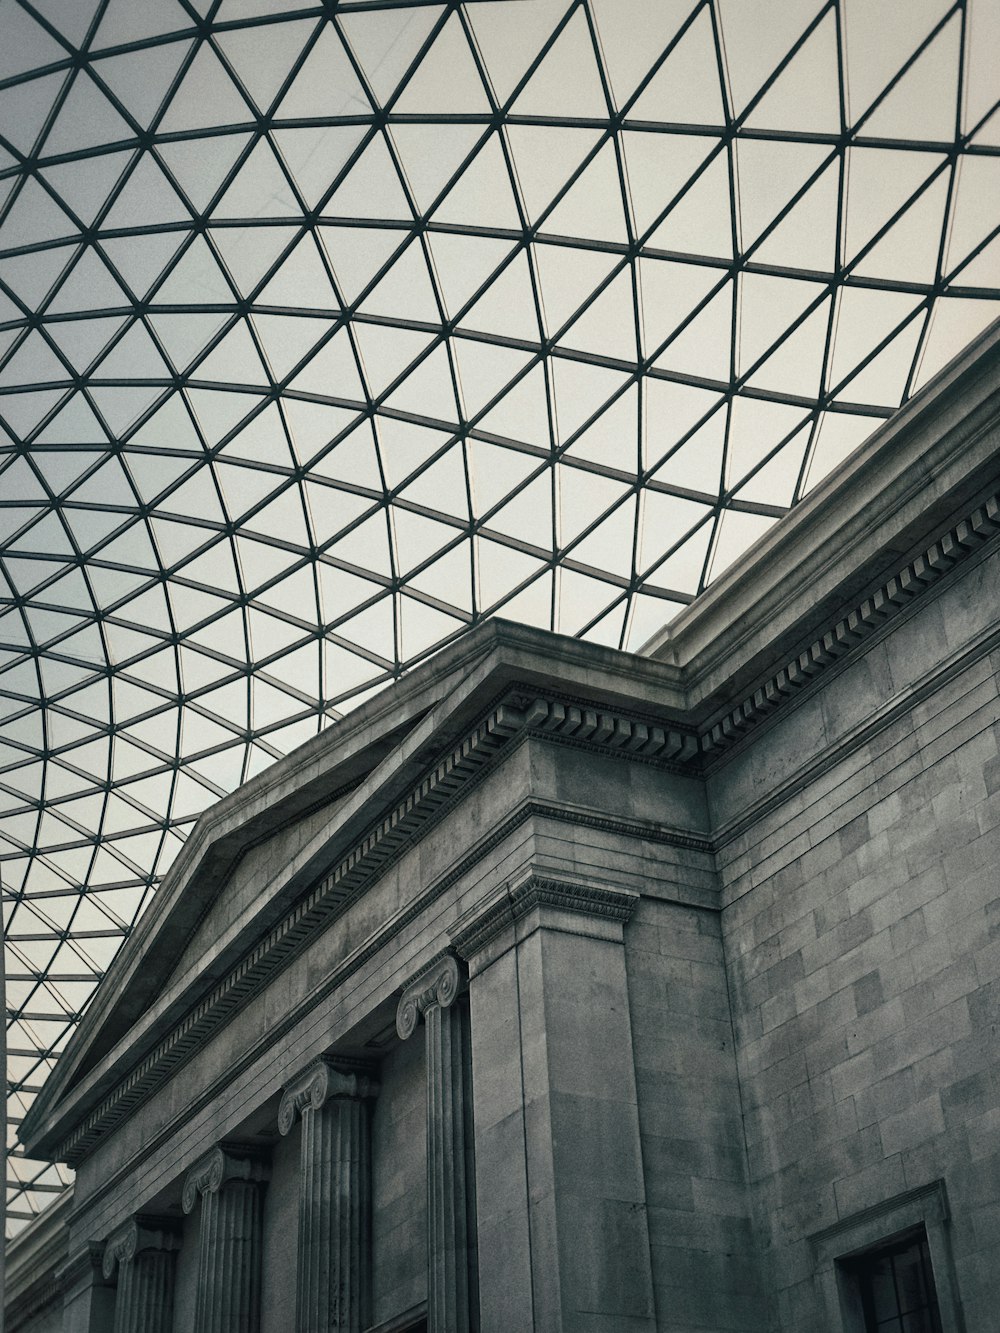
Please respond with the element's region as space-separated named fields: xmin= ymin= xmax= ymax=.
xmin=2 ymin=0 xmax=999 ymax=1234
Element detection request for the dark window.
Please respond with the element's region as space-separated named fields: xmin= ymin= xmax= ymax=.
xmin=851 ymin=1232 xmax=943 ymax=1333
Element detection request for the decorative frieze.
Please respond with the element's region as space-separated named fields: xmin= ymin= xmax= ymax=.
xmin=396 ymin=955 xmax=476 ymax=1333
xmin=182 ymin=1146 xmax=270 ymax=1333
xmin=279 ymin=1057 xmax=379 ymax=1333
xmin=102 ymin=1216 xmax=180 ymax=1333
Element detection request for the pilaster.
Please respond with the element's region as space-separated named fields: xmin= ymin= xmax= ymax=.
xmin=396 ymin=954 xmax=478 ymax=1333
xmin=102 ymin=1216 xmax=180 ymax=1333
xmin=182 ymin=1145 xmax=270 ymax=1333
xmin=57 ymin=1243 xmax=115 ymax=1333
xmin=278 ymin=1057 xmax=379 ymax=1333
xmin=451 ymin=870 xmax=656 ymax=1333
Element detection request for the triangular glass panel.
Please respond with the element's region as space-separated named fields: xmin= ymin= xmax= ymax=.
xmin=158 ymin=41 xmax=250 ymax=133
xmin=210 ymin=225 xmax=299 ymax=297
xmin=157 ymin=133 xmax=253 ymax=214
xmin=93 ymin=320 xmax=171 ymax=381
xmin=92 ymin=40 xmax=193 ymax=128
xmin=396 ymin=12 xmax=490 ymax=114
xmin=323 ymin=132 xmax=412 ymax=222
xmin=359 ymin=242 xmax=440 ymax=322
xmin=391 ymin=122 xmax=485 ymax=216
xmin=217 ymin=18 xmax=318 ymax=113
xmin=276 ymin=22 xmax=371 ymax=119
xmin=532 ymin=241 xmax=619 ymax=338
xmin=0 ymin=178 xmax=75 ymax=251
xmin=426 ymin=232 xmax=515 ymax=321
xmin=753 ymin=160 xmax=840 ymax=272
xmin=476 ymin=363 xmax=550 ymax=444
xmin=639 ymin=258 xmax=726 ymax=360
xmin=273 ymin=126 xmax=368 ymax=211
xmin=506 ymin=124 xmax=602 ymax=227
xmin=647 ymin=150 xmax=733 ymax=260
xmin=40 ymin=151 xmax=133 ymax=227
xmin=397 ymin=443 xmax=469 ymax=521
xmin=744 ymin=10 xmax=841 ymax=134
xmin=544 ymin=141 xmax=629 ymax=244
xmin=460 ymin=249 xmax=541 ymax=343
xmin=103 ymin=152 xmax=188 ymax=230
xmin=844 ymin=147 xmax=945 ymax=264
xmin=631 ymin=8 xmax=726 ymax=124
xmin=148 ymin=313 xmax=228 ymax=374
xmin=511 ymin=7 xmax=606 ymax=119
xmin=384 ymin=344 xmax=459 ymax=422
xmin=433 ymin=132 xmax=522 ymax=230
xmin=352 ymin=323 xmax=436 ymax=399
xmin=0 ymin=72 xmax=66 ymax=157
xmin=48 ymin=247 xmax=130 ymax=314
xmin=653 ymin=280 xmax=734 ymax=382
xmin=375 ymin=416 xmax=452 ymax=492
xmin=213 ymin=138 xmax=298 ymax=220
xmin=196 ymin=320 xmax=270 ymax=387
xmin=288 ymin=329 xmax=366 ymax=403
xmin=735 ymin=138 xmax=831 ymax=252
xmin=100 ymin=232 xmax=185 ymax=301
xmin=43 ymin=71 xmax=132 ymax=156
xmin=623 ymin=131 xmax=717 ymax=238
xmin=338 ymin=4 xmax=442 ymax=107
xmin=716 ymin=0 xmax=823 ymax=118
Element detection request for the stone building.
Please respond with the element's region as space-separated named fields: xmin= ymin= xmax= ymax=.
xmin=5 ymin=316 xmax=999 ymax=1332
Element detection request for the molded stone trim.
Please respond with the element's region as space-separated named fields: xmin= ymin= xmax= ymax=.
xmin=809 ymin=1180 xmax=964 ymax=1333
xmin=451 ymin=871 xmax=640 ymax=964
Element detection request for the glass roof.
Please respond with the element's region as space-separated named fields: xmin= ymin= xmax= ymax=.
xmin=2 ymin=0 xmax=999 ymax=1235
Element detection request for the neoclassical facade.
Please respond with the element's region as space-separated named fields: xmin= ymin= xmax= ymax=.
xmin=7 ymin=323 xmax=1000 ymax=1331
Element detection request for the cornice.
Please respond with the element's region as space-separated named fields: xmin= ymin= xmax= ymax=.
xmin=699 ymin=489 xmax=1000 ymax=756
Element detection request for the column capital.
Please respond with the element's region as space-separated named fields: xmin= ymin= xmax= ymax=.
xmin=182 ymin=1145 xmax=270 ymax=1215
xmin=395 ymin=953 xmax=463 ymax=1041
xmin=278 ymin=1057 xmax=379 ymax=1136
xmin=450 ymin=870 xmax=638 ymax=965
xmin=101 ymin=1216 xmax=180 ymax=1280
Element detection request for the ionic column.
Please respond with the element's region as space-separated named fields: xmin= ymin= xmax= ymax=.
xmin=182 ymin=1145 xmax=270 ymax=1333
xmin=278 ymin=1058 xmax=379 ymax=1333
xmin=396 ymin=954 xmax=477 ymax=1333
xmin=102 ymin=1216 xmax=180 ymax=1333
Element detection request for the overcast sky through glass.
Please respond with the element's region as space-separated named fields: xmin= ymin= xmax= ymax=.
xmin=1 ymin=0 xmax=999 ymax=1234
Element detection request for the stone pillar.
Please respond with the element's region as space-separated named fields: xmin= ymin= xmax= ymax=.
xmin=396 ymin=954 xmax=478 ymax=1333
xmin=59 ymin=1243 xmax=115 ymax=1333
xmin=102 ymin=1216 xmax=180 ymax=1333
xmin=182 ymin=1145 xmax=270 ymax=1333
xmin=451 ymin=870 xmax=657 ymax=1333
xmin=278 ymin=1057 xmax=379 ymax=1333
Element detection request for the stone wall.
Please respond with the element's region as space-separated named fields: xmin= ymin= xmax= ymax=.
xmin=626 ymin=896 xmax=765 ymax=1329
xmin=717 ymin=541 xmax=1000 ymax=1329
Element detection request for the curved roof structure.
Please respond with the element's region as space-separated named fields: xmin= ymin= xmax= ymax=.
xmin=2 ymin=0 xmax=999 ymax=1234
